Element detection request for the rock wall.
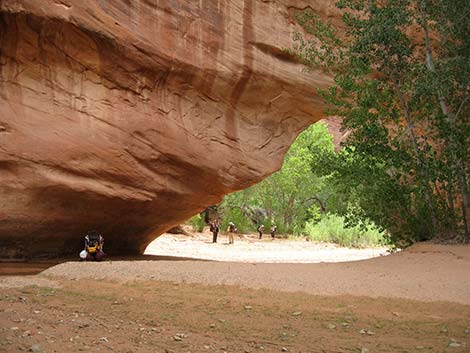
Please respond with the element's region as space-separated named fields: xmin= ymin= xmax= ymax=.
xmin=322 ymin=117 xmax=348 ymax=151
xmin=0 ymin=0 xmax=336 ymax=258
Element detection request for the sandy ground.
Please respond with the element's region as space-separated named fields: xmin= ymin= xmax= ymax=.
xmin=2 ymin=234 xmax=469 ymax=304
xmin=1 ymin=279 xmax=469 ymax=353
xmin=33 ymin=240 xmax=470 ymax=305
xmin=1 ymin=234 xmax=470 ymax=352
xmin=145 ymin=232 xmax=389 ymax=263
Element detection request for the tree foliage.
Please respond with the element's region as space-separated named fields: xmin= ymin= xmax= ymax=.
xmin=212 ymin=123 xmax=386 ymax=247
xmin=220 ymin=123 xmax=334 ymax=234
xmin=294 ymin=0 xmax=470 ymax=245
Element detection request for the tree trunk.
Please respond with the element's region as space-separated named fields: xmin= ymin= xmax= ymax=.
xmin=419 ymin=0 xmax=470 ymax=239
xmin=284 ymin=195 xmax=296 ymax=228
xmin=394 ymin=80 xmax=439 ymax=237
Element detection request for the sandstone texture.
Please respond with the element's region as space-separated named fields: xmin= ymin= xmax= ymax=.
xmin=322 ymin=116 xmax=349 ymax=151
xmin=0 ymin=0 xmax=336 ymax=258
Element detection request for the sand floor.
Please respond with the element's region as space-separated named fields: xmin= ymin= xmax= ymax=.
xmin=145 ymin=232 xmax=389 ymax=263
xmin=1 ymin=236 xmax=469 ymax=353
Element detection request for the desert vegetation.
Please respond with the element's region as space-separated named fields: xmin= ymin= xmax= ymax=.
xmin=191 ymin=122 xmax=387 ymax=248
xmin=195 ymin=0 xmax=470 ymax=249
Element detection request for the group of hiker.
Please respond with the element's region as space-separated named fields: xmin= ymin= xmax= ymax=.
xmin=79 ymin=222 xmax=278 ymax=261
xmin=257 ymin=224 xmax=277 ymax=240
xmin=209 ymin=220 xmax=277 ymax=244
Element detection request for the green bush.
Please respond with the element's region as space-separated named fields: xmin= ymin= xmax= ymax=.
xmin=303 ymin=214 xmax=386 ymax=248
xmin=188 ymin=214 xmax=205 ymax=232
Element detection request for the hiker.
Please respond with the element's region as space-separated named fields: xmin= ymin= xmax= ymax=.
xmin=80 ymin=230 xmax=106 ymax=261
xmin=257 ymin=224 xmax=265 ymax=239
xmin=227 ymin=221 xmax=236 ymax=244
xmin=270 ymin=224 xmax=277 ymax=239
xmin=210 ymin=220 xmax=220 ymax=243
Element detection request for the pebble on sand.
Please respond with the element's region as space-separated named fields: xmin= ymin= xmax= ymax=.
xmin=29 ymin=344 xmax=41 ymax=352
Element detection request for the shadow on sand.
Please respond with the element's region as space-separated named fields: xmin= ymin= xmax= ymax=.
xmin=0 ymin=254 xmax=210 ymax=276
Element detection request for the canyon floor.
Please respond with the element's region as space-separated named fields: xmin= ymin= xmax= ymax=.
xmin=145 ymin=231 xmax=389 ymax=263
xmin=1 ymin=233 xmax=469 ymax=353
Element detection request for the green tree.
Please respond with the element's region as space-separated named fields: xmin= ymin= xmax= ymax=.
xmin=293 ymin=0 xmax=470 ymax=244
xmin=221 ymin=122 xmax=335 ymax=233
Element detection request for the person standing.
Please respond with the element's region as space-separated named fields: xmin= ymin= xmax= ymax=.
xmin=270 ymin=224 xmax=277 ymax=239
xmin=257 ymin=224 xmax=264 ymax=239
xmin=227 ymin=221 xmax=236 ymax=244
xmin=210 ymin=220 xmax=220 ymax=243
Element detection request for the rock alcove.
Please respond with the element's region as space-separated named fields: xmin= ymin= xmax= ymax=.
xmin=0 ymin=0 xmax=339 ymax=258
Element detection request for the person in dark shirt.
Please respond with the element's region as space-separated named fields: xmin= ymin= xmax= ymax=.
xmin=257 ymin=224 xmax=264 ymax=239
xmin=270 ymin=224 xmax=277 ymax=239
xmin=210 ymin=221 xmax=220 ymax=243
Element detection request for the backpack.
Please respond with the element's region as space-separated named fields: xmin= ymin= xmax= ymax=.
xmin=85 ymin=230 xmax=102 ymax=253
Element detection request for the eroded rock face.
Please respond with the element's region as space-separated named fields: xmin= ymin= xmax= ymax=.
xmin=322 ymin=117 xmax=349 ymax=151
xmin=0 ymin=0 xmax=335 ymax=258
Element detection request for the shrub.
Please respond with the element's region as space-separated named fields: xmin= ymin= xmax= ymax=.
xmin=188 ymin=214 xmax=205 ymax=232
xmin=303 ymin=214 xmax=386 ymax=248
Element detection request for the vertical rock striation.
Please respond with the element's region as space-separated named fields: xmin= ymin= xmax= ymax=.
xmin=0 ymin=0 xmax=336 ymax=258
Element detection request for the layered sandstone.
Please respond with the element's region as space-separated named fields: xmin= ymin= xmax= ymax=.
xmin=0 ymin=0 xmax=336 ymax=258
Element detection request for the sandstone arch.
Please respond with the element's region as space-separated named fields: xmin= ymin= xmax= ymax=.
xmin=0 ymin=0 xmax=336 ymax=258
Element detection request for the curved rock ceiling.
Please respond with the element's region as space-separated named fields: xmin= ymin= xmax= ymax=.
xmin=0 ymin=0 xmax=336 ymax=258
